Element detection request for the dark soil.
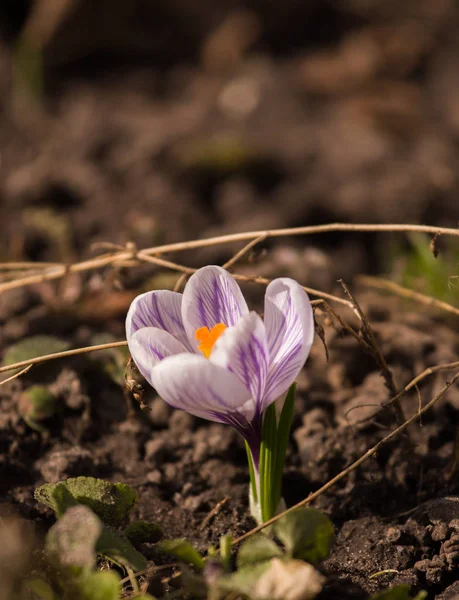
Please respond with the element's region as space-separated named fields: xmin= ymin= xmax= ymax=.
xmin=2 ymin=1 xmax=459 ymax=598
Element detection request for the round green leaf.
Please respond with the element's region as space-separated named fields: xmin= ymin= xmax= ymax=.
xmin=273 ymin=507 xmax=334 ymax=564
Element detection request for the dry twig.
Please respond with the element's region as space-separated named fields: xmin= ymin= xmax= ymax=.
xmin=0 ymin=341 xmax=128 ymax=375
xmin=0 ymin=365 xmax=33 ymax=386
xmin=339 ymin=279 xmax=407 ymax=427
xmin=1 ymin=222 xmax=459 ymax=294
xmin=357 ymin=275 xmax=459 ymax=318
xmin=200 ymin=497 xmax=230 ymax=530
xmin=222 ymin=234 xmax=267 ymax=270
xmin=232 ymin=369 xmax=459 ymax=546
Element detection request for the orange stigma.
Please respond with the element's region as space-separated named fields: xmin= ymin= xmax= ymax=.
xmin=195 ymin=323 xmax=227 ymax=358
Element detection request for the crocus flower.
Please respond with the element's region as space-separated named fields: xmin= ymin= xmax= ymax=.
xmin=126 ymin=266 xmax=314 ymax=468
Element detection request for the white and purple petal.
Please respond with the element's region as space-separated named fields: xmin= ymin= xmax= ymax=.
xmin=129 ymin=327 xmax=188 ymax=383
xmin=263 ymin=278 xmax=314 ymax=407
xmin=210 ymin=311 xmax=268 ymax=412
xmin=126 ymin=290 xmax=191 ymax=350
xmin=150 ymin=353 xmax=255 ymax=428
xmin=182 ymin=266 xmax=249 ymax=350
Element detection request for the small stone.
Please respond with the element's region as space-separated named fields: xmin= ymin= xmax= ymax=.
xmin=37 ymin=446 xmax=96 ymax=483
xmin=386 ymin=526 xmax=402 ymax=543
xmin=145 ymin=438 xmax=169 ymax=463
xmin=431 ymin=522 xmax=449 ymax=542
xmin=146 ymin=470 xmax=162 ymax=484
xmin=169 ymin=410 xmax=194 ymax=431
xmin=147 ymin=397 xmax=172 ymax=427
xmin=183 ymin=495 xmax=204 ymax=512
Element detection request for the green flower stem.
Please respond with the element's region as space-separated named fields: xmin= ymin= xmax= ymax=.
xmin=246 ymin=384 xmax=297 ymax=524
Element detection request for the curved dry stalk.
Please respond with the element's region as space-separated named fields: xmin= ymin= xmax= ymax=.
xmin=339 ymin=279 xmax=408 ymax=428
xmin=1 ymin=222 xmax=458 ymax=294
xmin=118 ymin=563 xmax=178 ymax=587
xmin=231 ymin=369 xmax=459 ymax=546
xmin=233 ymin=273 xmax=354 ymax=310
xmin=314 ymin=299 xmax=370 ymax=350
xmin=0 ymin=261 xmax=62 ymax=270
xmin=349 ymin=359 xmax=459 ymax=430
xmin=134 ymin=253 xmax=356 ymax=310
xmin=0 ymin=365 xmax=33 ymax=385
xmin=222 ymin=234 xmax=267 ymax=270
xmin=139 ymin=223 xmax=459 ymax=255
xmin=0 ymin=341 xmax=128 ymax=374
xmin=0 ymin=296 xmax=329 ymax=376
xmin=357 ymin=275 xmax=459 ymax=318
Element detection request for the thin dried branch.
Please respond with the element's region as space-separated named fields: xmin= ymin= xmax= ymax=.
xmin=118 ymin=563 xmax=177 ymax=587
xmin=232 ymin=369 xmax=459 ymax=546
xmin=234 ymin=273 xmax=354 ymax=310
xmin=200 ymin=496 xmax=230 ymax=530
xmin=339 ymin=280 xmax=408 ymax=427
xmin=0 ymin=261 xmax=61 ymax=270
xmin=357 ymin=275 xmax=459 ymax=318
xmin=176 ymin=233 xmax=266 ymax=299
xmin=0 ymin=341 xmax=128 ymax=375
xmin=222 ymin=234 xmax=267 ymax=270
xmin=134 ymin=252 xmax=356 ymax=309
xmin=0 ymin=365 xmax=33 ymax=385
xmin=314 ymin=299 xmax=370 ymax=350
xmin=135 ymin=252 xmax=194 ymax=273
xmin=348 ymin=359 xmax=459 ymax=429
xmin=173 ymin=272 xmax=188 ymax=293
xmin=136 ymin=223 xmax=459 ymax=255
xmin=0 ymin=298 xmax=334 ymax=377
xmin=1 ymin=222 xmax=458 ymax=294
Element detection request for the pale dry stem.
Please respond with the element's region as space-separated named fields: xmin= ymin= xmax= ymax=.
xmin=357 ymin=275 xmax=459 ymax=318
xmin=1 ymin=222 xmax=458 ymax=293
xmin=338 ymin=279 xmax=408 ymax=428
xmin=232 ymin=369 xmax=459 ymax=546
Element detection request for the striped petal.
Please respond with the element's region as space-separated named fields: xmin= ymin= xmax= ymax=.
xmin=129 ymin=327 xmax=188 ymax=382
xmin=182 ymin=266 xmax=249 ymax=351
xmin=126 ymin=290 xmax=191 ymax=350
xmin=263 ymin=278 xmax=314 ymax=407
xmin=211 ymin=311 xmax=268 ymax=411
xmin=150 ymin=353 xmax=256 ymax=427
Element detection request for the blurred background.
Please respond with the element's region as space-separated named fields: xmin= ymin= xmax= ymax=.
xmin=1 ymin=0 xmax=459 ymax=283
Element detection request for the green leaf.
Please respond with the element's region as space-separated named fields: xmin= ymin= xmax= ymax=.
xmin=51 ymin=482 xmax=80 ymax=517
xmin=370 ymin=586 xmax=427 ymax=600
xmin=24 ymin=578 xmax=55 ymax=600
xmin=258 ymin=384 xmax=296 ymax=522
xmin=35 ymin=481 xmax=80 ymax=518
xmin=45 ymin=505 xmax=102 ymax=569
xmin=124 ymin=520 xmax=163 ymax=545
xmin=35 ymin=477 xmax=137 ymax=526
xmin=245 ymin=440 xmax=258 ymax=503
xmin=273 ymin=507 xmax=334 ymax=564
xmin=273 ymin=384 xmax=296 ymax=511
xmin=219 ymin=534 xmax=232 ymax=572
xmin=96 ymin=527 xmax=147 ymax=572
xmin=237 ymin=535 xmax=283 ymax=569
xmin=13 ymin=38 xmax=44 ymax=104
xmin=259 ymin=401 xmax=277 ymax=522
xmin=218 ymin=561 xmax=271 ymax=596
xmin=159 ymin=539 xmax=205 ymax=570
xmin=19 ymin=386 xmax=58 ymax=422
xmin=77 ymin=571 xmax=120 ymax=600
xmin=90 ymin=333 xmax=130 ymax=387
xmin=3 ymin=335 xmax=70 ymax=372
